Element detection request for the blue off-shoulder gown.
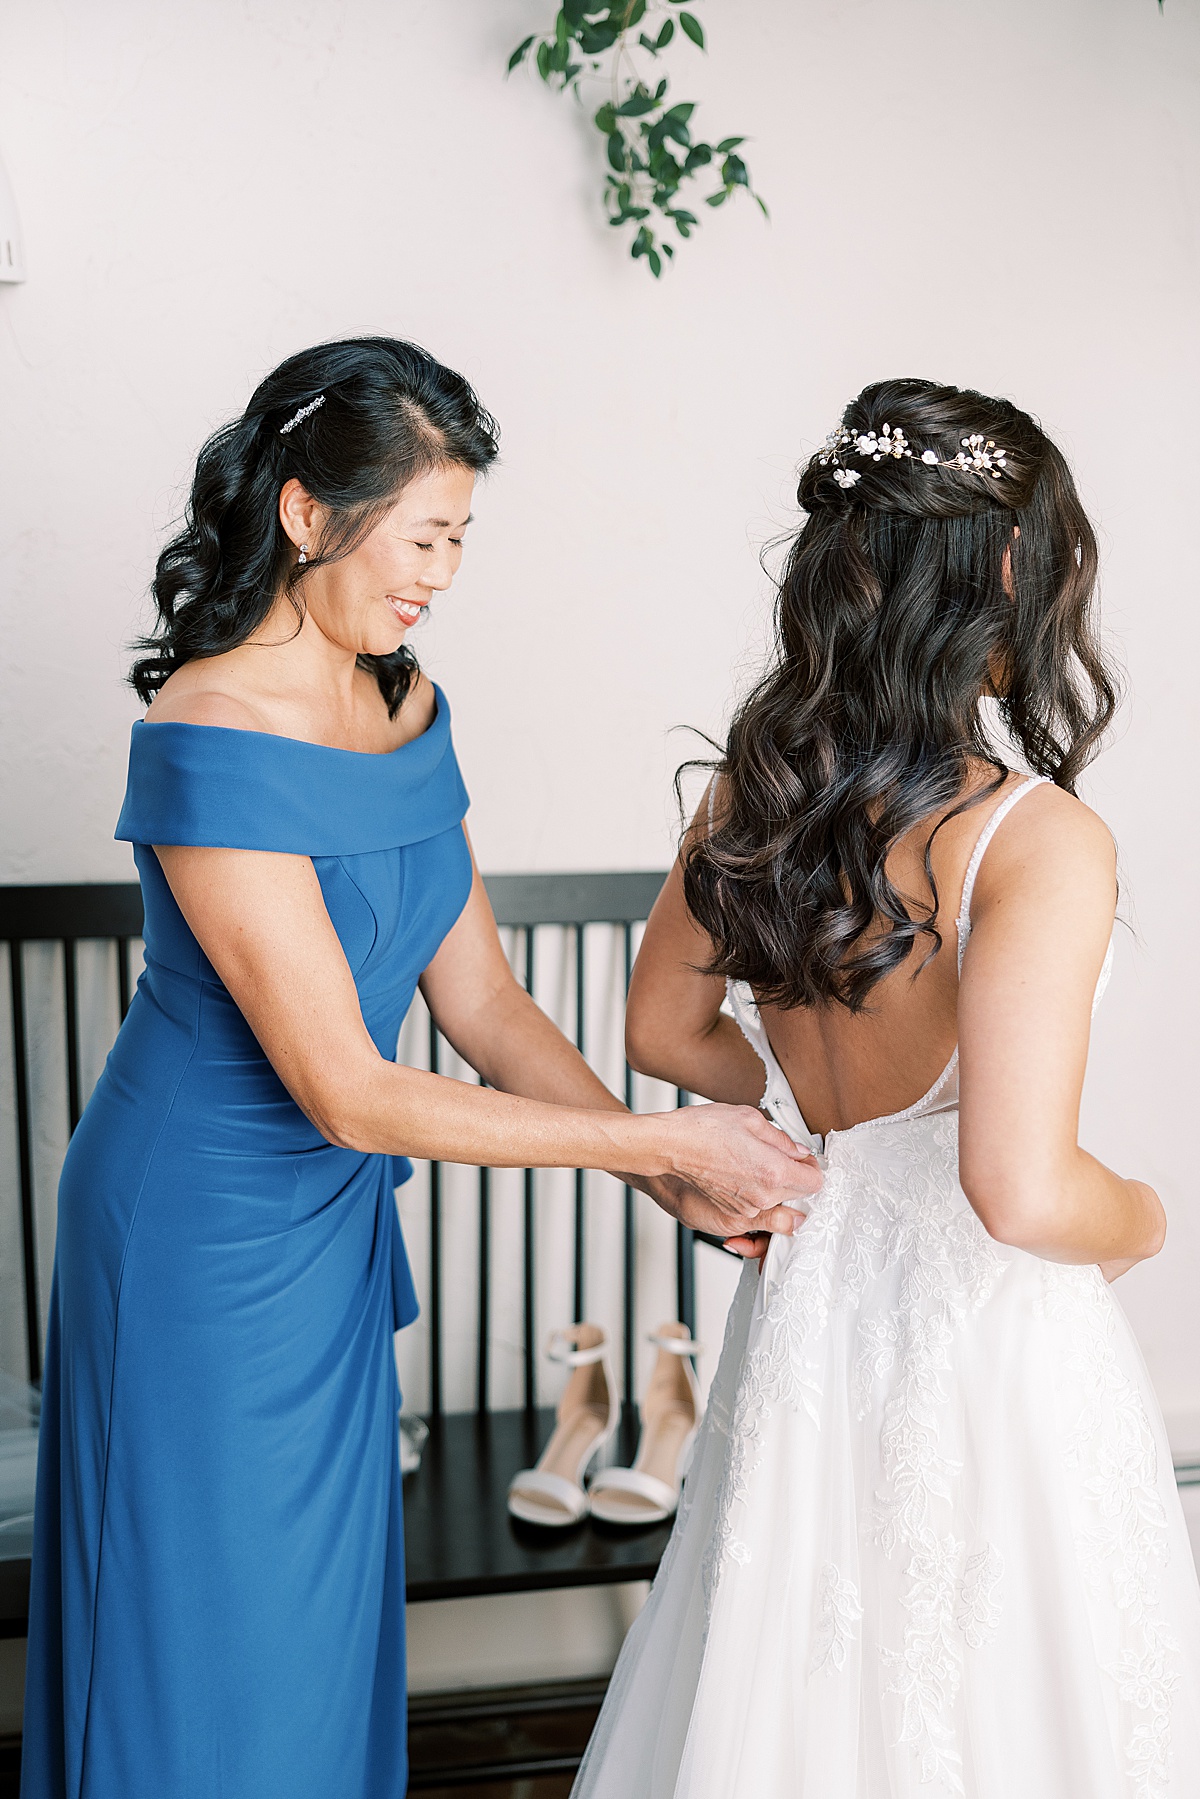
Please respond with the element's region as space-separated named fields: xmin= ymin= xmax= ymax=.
xmin=21 ymin=687 xmax=471 ymax=1799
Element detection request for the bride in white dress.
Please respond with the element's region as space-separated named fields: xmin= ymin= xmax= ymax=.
xmin=573 ymin=379 xmax=1200 ymax=1798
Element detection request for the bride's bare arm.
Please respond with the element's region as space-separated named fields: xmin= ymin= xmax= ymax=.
xmin=154 ymin=839 xmax=819 ymax=1242
xmin=624 ymin=797 xmax=768 ymax=1106
xmin=956 ymin=789 xmax=1165 ymax=1276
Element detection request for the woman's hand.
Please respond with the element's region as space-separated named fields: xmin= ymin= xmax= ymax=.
xmin=644 ymin=1103 xmax=821 ymax=1240
xmin=151 ymin=837 xmax=821 ymax=1218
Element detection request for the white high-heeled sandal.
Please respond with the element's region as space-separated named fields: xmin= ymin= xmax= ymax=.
xmin=506 ymin=1324 xmax=617 ymax=1528
xmin=587 ymin=1323 xmax=702 ymax=1526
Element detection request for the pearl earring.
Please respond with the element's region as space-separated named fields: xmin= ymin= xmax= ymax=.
xmin=297 ymin=544 xmax=308 ymax=566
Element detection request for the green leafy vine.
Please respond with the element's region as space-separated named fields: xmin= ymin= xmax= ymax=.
xmin=508 ymin=2 xmax=767 ymax=277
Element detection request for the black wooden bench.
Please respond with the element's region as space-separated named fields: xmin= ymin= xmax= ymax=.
xmin=0 ymin=874 xmax=706 ymax=1789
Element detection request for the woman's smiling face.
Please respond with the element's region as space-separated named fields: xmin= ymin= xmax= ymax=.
xmin=279 ymin=462 xmax=476 ymax=658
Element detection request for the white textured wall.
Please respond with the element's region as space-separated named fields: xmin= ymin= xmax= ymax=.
xmin=1 ymin=0 xmax=1199 ymax=1692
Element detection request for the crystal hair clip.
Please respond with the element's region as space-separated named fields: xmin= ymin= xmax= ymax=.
xmin=279 ymin=395 xmax=326 ymax=436
xmin=818 ymin=422 xmax=1008 ymax=488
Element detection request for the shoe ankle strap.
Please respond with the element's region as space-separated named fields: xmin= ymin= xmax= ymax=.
xmin=647 ymin=1330 xmax=703 ymax=1358
xmin=547 ymin=1327 xmax=610 ymax=1367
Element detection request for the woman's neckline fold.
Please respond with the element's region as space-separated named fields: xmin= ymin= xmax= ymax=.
xmin=132 ymin=683 xmax=446 ymax=761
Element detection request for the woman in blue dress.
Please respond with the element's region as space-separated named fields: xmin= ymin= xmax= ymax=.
xmin=19 ymin=337 xmax=818 ymax=1799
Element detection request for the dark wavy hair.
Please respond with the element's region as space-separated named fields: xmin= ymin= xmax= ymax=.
xmin=130 ymin=336 xmax=499 ymax=715
xmin=682 ymin=377 xmax=1119 ymax=1012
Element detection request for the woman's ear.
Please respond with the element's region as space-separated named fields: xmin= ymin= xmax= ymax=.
xmin=278 ymin=478 xmax=324 ymax=551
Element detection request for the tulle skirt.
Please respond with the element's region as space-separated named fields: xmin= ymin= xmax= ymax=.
xmin=573 ymin=1114 xmax=1200 ymax=1799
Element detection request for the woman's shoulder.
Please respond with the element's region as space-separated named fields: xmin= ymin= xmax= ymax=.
xmin=143 ymin=665 xmax=440 ymax=751
xmin=392 ymin=670 xmax=438 ymax=747
xmin=142 ymin=648 xmax=289 ymax=736
xmin=143 ymin=684 xmax=272 ymax=735
xmin=118 ymin=666 xmax=465 ymax=856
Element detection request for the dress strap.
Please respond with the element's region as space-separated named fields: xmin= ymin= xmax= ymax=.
xmin=956 ymin=775 xmax=1049 ymax=973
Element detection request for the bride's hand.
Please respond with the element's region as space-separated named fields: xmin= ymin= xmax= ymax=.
xmin=1099 ymin=1181 xmax=1166 ymax=1283
xmin=636 ymin=1103 xmax=822 ymax=1244
xmin=722 ymin=1229 xmax=783 ymax=1264
xmin=636 ymin=1172 xmax=810 ymax=1260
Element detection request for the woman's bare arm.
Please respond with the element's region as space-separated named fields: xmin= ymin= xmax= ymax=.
xmin=625 ymin=794 xmax=767 ymax=1106
xmin=420 ymin=846 xmax=815 ymax=1254
xmin=956 ymin=790 xmax=1164 ymax=1275
xmin=153 ymin=839 xmax=819 ymax=1241
xmin=418 ymin=848 xmax=629 ymax=1108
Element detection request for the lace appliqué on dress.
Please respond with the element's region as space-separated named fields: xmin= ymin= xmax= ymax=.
xmin=700 ymin=1153 xmax=873 ymax=1604
xmin=1041 ymin=1264 xmax=1180 ymax=1799
xmin=956 ymin=1546 xmax=1005 ymax=1650
xmin=810 ymin=1563 xmax=863 ymax=1676
xmin=852 ymin=1119 xmax=1009 ymax=1789
xmin=702 ymin=1113 xmax=1011 ymax=1793
xmin=882 ymin=1530 xmax=966 ymax=1788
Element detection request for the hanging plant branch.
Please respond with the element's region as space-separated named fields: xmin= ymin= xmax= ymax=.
xmin=508 ymin=2 xmax=767 ymax=278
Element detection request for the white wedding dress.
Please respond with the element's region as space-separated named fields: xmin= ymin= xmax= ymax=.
xmin=574 ymin=778 xmax=1200 ymax=1799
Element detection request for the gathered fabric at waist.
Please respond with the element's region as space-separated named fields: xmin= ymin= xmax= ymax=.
xmin=109 ymin=956 xmax=403 ymax=1165
xmin=74 ymin=957 xmax=413 ymax=1230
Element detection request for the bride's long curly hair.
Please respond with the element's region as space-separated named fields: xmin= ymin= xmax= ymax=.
xmin=682 ymin=377 xmax=1118 ymax=1013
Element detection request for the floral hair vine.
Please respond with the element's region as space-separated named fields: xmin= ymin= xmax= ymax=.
xmin=817 ymin=422 xmax=1009 ymax=490
xmin=279 ymin=394 xmax=326 ymax=436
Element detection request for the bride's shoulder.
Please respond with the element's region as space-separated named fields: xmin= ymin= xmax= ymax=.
xmin=1000 ymin=779 xmax=1113 ymax=862
xmin=973 ymin=780 xmax=1116 ymax=917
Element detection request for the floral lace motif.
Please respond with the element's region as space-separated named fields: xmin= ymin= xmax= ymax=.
xmin=701 ymin=1113 xmax=1010 ymax=1791
xmin=956 ymin=1546 xmax=1005 ymax=1650
xmin=1041 ymin=1265 xmax=1180 ymax=1799
xmin=685 ymin=1267 xmax=757 ymax=1611
xmin=701 ymin=971 xmax=1180 ymax=1797
xmin=882 ymin=1530 xmax=966 ymax=1788
xmin=863 ymin=1117 xmax=1008 ymax=1791
xmin=810 ymin=1562 xmax=863 ymax=1676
